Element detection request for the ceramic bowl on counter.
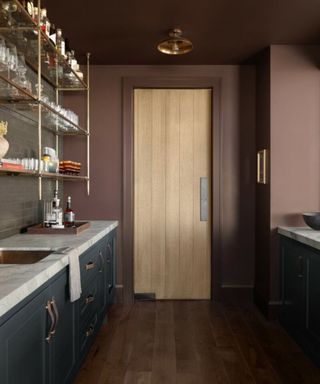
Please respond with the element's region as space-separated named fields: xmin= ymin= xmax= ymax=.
xmin=303 ymin=212 xmax=320 ymax=230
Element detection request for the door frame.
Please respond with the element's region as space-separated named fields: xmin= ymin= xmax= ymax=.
xmin=122 ymin=77 xmax=222 ymax=304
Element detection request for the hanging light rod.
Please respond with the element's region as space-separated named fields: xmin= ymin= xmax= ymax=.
xmin=157 ymin=28 xmax=193 ymax=55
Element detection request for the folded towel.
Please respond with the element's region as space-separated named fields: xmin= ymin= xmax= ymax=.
xmin=69 ymin=250 xmax=82 ymax=302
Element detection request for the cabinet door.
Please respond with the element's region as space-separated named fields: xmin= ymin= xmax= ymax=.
xmin=281 ymin=238 xmax=307 ymax=330
xmin=308 ymin=250 xmax=320 ymax=342
xmin=0 ymin=288 xmax=50 ymax=384
xmin=49 ymin=270 xmax=77 ymax=384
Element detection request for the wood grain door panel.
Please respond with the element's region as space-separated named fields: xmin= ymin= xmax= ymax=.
xmin=134 ymin=89 xmax=211 ymax=299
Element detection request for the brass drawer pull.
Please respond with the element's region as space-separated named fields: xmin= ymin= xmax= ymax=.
xmin=85 ymin=261 xmax=95 ymax=271
xmin=51 ymin=298 xmax=59 ymax=334
xmin=85 ymin=294 xmax=95 ymax=305
xmin=86 ymin=326 xmax=94 ymax=337
xmin=45 ymin=300 xmax=55 ymax=343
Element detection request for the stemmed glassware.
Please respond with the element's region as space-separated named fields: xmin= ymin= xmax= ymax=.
xmin=1 ymin=1 xmax=18 ymax=27
xmin=11 ymin=52 xmax=32 ymax=96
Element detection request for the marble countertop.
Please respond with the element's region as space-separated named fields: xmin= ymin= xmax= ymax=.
xmin=278 ymin=226 xmax=320 ymax=251
xmin=0 ymin=220 xmax=118 ymax=319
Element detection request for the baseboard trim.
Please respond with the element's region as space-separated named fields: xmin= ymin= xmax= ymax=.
xmin=219 ymin=285 xmax=253 ymax=303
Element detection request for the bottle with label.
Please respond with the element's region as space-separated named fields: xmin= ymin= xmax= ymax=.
xmin=49 ymin=23 xmax=56 ymax=45
xmin=51 ymin=189 xmax=64 ymax=228
xmin=40 ymin=8 xmax=50 ymax=37
xmin=56 ymin=28 xmax=65 ymax=57
xmin=64 ymin=196 xmax=75 ymax=227
xmin=26 ymin=0 xmax=34 ymax=19
xmin=33 ymin=5 xmax=38 ymax=23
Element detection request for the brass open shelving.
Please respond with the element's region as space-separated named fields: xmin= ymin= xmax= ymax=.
xmin=0 ymin=0 xmax=90 ymax=197
xmin=0 ymin=167 xmax=88 ymax=181
xmin=0 ymin=0 xmax=87 ymax=89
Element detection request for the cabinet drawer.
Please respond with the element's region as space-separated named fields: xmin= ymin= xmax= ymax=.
xmin=79 ymin=278 xmax=99 ymax=328
xmin=80 ymin=240 xmax=105 ymax=287
xmin=79 ymin=312 xmax=98 ymax=362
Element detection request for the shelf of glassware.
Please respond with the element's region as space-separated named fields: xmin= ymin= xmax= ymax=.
xmin=0 ymin=0 xmax=87 ymax=90
xmin=0 ymin=75 xmax=88 ymax=136
xmin=0 ymin=167 xmax=89 ymax=180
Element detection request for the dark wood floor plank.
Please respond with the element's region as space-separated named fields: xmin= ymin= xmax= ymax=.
xmin=173 ymin=301 xmax=201 ymax=376
xmin=126 ymin=301 xmax=156 ymax=373
xmin=208 ymin=302 xmax=257 ymax=384
xmin=241 ymin=306 xmax=320 ymax=384
xmin=188 ymin=301 xmax=231 ymax=383
xmin=75 ymin=305 xmax=132 ymax=384
xmin=75 ymin=301 xmax=320 ymax=384
xmin=222 ymin=304 xmax=281 ymax=384
xmin=151 ymin=301 xmax=176 ymax=384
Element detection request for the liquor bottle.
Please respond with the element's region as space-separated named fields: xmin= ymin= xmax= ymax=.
xmin=51 ymin=189 xmax=64 ymax=228
xmin=40 ymin=8 xmax=50 ymax=37
xmin=64 ymin=196 xmax=75 ymax=227
xmin=65 ymin=38 xmax=71 ymax=55
xmin=56 ymin=28 xmax=65 ymax=57
xmin=33 ymin=5 xmax=39 ymax=23
xmin=49 ymin=23 xmax=56 ymax=45
xmin=26 ymin=0 xmax=34 ymax=19
xmin=69 ymin=50 xmax=78 ymax=71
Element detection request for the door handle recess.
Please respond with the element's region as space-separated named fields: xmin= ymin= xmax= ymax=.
xmin=86 ymin=261 xmax=96 ymax=271
xmin=200 ymin=177 xmax=208 ymax=221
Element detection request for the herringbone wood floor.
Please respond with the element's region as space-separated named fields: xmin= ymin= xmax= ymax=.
xmin=75 ymin=301 xmax=320 ymax=384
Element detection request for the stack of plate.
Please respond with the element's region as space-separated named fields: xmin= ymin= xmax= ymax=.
xmin=59 ymin=161 xmax=81 ymax=175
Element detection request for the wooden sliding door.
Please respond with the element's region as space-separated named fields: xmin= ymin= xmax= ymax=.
xmin=134 ymin=89 xmax=211 ymax=299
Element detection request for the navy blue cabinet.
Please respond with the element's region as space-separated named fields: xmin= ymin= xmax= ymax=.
xmin=0 ymin=269 xmax=76 ymax=384
xmin=308 ymin=252 xmax=320 ymax=343
xmin=0 ymin=228 xmax=117 ymax=384
xmin=0 ymin=288 xmax=50 ymax=384
xmin=49 ymin=271 xmax=77 ymax=384
xmin=280 ymin=236 xmax=320 ymax=366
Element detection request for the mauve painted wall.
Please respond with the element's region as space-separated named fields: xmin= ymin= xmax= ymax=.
xmin=254 ymin=45 xmax=320 ymax=312
xmin=63 ymin=65 xmax=256 ymax=293
xmin=270 ymin=45 xmax=320 ymax=301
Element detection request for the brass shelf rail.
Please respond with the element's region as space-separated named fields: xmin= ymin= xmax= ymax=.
xmin=0 ymin=0 xmax=90 ymax=197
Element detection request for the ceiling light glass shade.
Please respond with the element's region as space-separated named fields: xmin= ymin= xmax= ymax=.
xmin=157 ymin=28 xmax=193 ymax=55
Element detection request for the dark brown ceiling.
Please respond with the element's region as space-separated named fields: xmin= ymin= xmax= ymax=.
xmin=45 ymin=0 xmax=320 ymax=65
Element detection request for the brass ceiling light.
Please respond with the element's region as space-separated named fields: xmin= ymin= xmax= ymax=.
xmin=157 ymin=28 xmax=193 ymax=55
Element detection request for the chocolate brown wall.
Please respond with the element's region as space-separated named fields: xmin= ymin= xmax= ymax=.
xmin=64 ymin=65 xmax=256 ymax=297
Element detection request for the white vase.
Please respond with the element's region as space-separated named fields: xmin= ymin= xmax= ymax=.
xmin=0 ymin=135 xmax=9 ymax=159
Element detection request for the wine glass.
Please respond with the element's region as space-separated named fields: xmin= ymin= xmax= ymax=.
xmin=1 ymin=1 xmax=18 ymax=27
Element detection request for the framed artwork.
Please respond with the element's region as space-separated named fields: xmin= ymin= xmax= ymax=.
xmin=257 ymin=149 xmax=268 ymax=184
